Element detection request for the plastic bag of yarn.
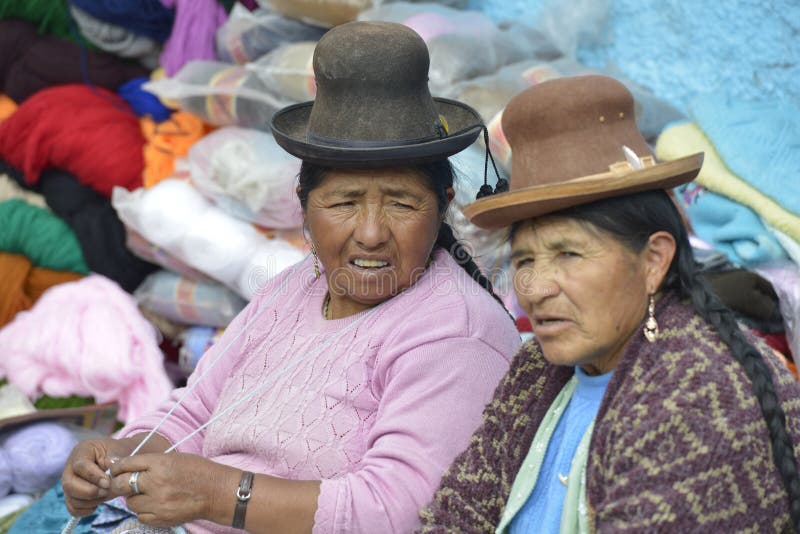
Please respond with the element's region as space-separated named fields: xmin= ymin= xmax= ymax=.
xmin=178 ymin=326 xmax=223 ymax=374
xmin=459 ymin=58 xmax=685 ymax=172
xmin=142 ymin=61 xmax=289 ymax=129
xmin=112 ymin=179 xmax=305 ymax=299
xmin=257 ymin=0 xmax=470 ymax=28
xmin=447 ymin=143 xmax=511 ymax=288
xmin=0 ymin=421 xmax=78 ymax=495
xmin=125 ymin=225 xmax=212 ymax=282
xmin=247 ymin=41 xmax=317 ymax=103
xmin=358 ymin=3 xmax=555 ymax=96
xmin=187 ymin=127 xmax=303 ymax=229
xmin=257 ymin=0 xmax=375 ymax=27
xmin=216 ymin=4 xmax=326 ymax=65
xmin=134 ymin=270 xmax=247 ymax=328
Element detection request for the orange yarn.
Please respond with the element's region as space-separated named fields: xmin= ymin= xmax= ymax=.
xmin=141 ymin=111 xmax=213 ymax=188
xmin=0 ymin=95 xmax=18 ymax=123
xmin=0 ymin=252 xmax=83 ymax=328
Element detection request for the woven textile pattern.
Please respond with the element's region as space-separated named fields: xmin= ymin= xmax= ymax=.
xmin=419 ymin=292 xmax=800 ymax=532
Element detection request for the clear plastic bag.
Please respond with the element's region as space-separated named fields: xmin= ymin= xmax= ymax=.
xmin=142 ymin=60 xmax=291 ymax=129
xmin=112 ymin=179 xmax=306 ymax=300
xmin=454 ymin=58 xmax=685 ymax=172
xmin=216 ymin=4 xmax=326 ymax=65
xmin=134 ymin=270 xmax=247 ymax=328
xmin=187 ymin=127 xmax=303 ymax=229
xmin=247 ymin=41 xmax=317 ymax=103
xmin=258 ymin=0 xmax=469 ymax=27
xmin=358 ymin=3 xmax=559 ymax=96
xmin=447 ymin=143 xmax=511 ymax=294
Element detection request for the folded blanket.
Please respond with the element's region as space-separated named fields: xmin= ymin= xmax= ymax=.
xmin=674 ymin=182 xmax=787 ymax=266
xmin=691 ymin=95 xmax=800 ymax=217
xmin=656 ymin=122 xmax=800 ymax=243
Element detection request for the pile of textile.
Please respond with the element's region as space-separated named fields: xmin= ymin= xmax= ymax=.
xmin=0 ymin=0 xmax=797 ymax=526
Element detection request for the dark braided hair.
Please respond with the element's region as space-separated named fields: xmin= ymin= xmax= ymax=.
xmin=297 ymin=160 xmax=507 ymax=312
xmin=529 ymin=189 xmax=800 ymax=529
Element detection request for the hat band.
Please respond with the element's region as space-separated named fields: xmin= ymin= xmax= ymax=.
xmin=306 ymin=130 xmax=445 ymax=149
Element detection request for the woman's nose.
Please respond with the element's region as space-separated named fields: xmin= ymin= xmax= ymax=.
xmin=353 ymin=207 xmax=390 ymax=248
xmin=514 ymin=267 xmax=560 ymax=305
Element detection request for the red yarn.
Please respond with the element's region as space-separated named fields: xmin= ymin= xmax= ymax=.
xmin=0 ymin=85 xmax=144 ymax=196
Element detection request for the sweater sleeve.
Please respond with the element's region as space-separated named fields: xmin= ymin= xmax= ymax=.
xmin=312 ymin=336 xmax=509 ymax=534
xmin=117 ymin=296 xmax=268 ymax=454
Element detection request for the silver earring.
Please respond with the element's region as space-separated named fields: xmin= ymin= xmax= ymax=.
xmin=311 ymin=244 xmax=320 ymax=279
xmin=643 ymin=294 xmax=658 ymax=343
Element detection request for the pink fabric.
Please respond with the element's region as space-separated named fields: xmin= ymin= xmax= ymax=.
xmin=0 ymin=275 xmax=172 ymax=424
xmin=120 ymin=250 xmax=518 ymax=533
xmin=160 ymin=0 xmax=228 ymax=75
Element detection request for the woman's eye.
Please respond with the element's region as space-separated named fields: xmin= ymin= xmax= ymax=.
xmin=330 ymin=201 xmax=354 ymax=208
xmin=560 ymin=251 xmax=580 ymax=258
xmin=514 ymin=258 xmax=534 ymax=269
xmin=392 ymin=202 xmax=413 ymax=209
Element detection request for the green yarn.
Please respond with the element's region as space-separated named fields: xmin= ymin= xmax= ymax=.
xmin=0 ymin=0 xmax=96 ymax=47
xmin=34 ymin=394 xmax=95 ymax=410
xmin=0 ymin=199 xmax=88 ymax=274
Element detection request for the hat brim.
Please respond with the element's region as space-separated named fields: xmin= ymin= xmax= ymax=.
xmin=270 ymin=98 xmax=483 ymax=167
xmin=463 ymin=153 xmax=704 ymax=230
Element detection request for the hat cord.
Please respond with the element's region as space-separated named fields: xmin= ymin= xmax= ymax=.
xmin=477 ymin=126 xmax=507 ymax=199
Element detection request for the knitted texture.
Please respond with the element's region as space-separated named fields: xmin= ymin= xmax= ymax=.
xmin=419 ymin=292 xmax=800 ymax=532
xmin=121 ymin=250 xmax=518 ymax=533
xmin=656 ymin=122 xmax=800 ymax=244
xmin=0 ymin=199 xmax=88 ymax=274
xmin=690 ymin=95 xmax=800 ymax=217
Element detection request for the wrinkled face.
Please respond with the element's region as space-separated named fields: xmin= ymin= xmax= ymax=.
xmin=511 ymin=217 xmax=650 ymax=374
xmin=305 ymin=168 xmax=442 ymax=316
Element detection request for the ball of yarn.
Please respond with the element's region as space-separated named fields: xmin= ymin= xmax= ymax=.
xmin=3 ymin=422 xmax=78 ymax=494
xmin=118 ymin=78 xmax=172 ymax=122
xmin=0 ymin=450 xmax=13 ymax=498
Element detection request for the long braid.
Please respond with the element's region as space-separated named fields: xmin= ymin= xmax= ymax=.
xmin=435 ymin=221 xmax=507 ymax=312
xmin=673 ymin=231 xmax=800 ymax=530
xmin=558 ymin=189 xmax=800 ymax=529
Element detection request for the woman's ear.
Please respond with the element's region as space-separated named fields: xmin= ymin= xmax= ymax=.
xmin=643 ymin=231 xmax=677 ymax=294
xmin=446 ymin=187 xmax=455 ymax=203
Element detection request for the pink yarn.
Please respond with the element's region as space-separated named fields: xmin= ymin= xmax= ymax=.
xmin=0 ymin=275 xmax=172 ymax=424
xmin=160 ymin=0 xmax=228 ymax=75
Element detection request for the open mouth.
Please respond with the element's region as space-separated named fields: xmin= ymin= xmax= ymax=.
xmin=351 ymin=258 xmax=390 ymax=269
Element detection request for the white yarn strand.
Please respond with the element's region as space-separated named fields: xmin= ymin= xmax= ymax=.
xmin=62 ymin=259 xmax=308 ymax=534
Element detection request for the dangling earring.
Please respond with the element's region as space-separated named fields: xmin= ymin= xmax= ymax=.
xmin=310 ymin=244 xmax=320 ymax=279
xmin=643 ymin=294 xmax=659 ymax=343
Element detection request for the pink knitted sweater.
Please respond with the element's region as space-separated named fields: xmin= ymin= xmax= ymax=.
xmin=120 ymin=250 xmax=518 ymax=533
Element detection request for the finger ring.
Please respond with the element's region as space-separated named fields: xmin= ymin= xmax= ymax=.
xmin=129 ymin=471 xmax=141 ymax=495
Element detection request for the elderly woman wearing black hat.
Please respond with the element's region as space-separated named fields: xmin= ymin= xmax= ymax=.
xmin=419 ymin=75 xmax=800 ymax=533
xmin=50 ymin=22 xmax=519 ymax=534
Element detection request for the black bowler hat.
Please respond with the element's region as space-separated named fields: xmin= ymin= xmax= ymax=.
xmin=270 ymin=21 xmax=484 ymax=167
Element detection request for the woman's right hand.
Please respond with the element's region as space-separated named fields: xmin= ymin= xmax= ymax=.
xmin=62 ymin=438 xmax=133 ymax=516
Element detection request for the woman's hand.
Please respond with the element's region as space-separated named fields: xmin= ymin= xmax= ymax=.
xmin=62 ymin=438 xmax=133 ymax=517
xmin=109 ymin=453 xmax=240 ymax=527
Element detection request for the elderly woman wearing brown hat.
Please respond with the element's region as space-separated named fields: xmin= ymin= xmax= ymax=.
xmin=419 ymin=75 xmax=800 ymax=533
xmin=47 ymin=22 xmax=520 ymax=534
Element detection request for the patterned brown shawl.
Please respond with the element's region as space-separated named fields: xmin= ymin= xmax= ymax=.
xmin=420 ymin=292 xmax=800 ymax=532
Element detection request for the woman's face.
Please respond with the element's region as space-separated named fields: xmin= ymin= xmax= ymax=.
xmin=305 ymin=167 xmax=444 ymax=317
xmin=511 ymin=217 xmax=657 ymax=374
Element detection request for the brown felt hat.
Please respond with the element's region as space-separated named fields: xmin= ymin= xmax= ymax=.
xmin=270 ymin=21 xmax=484 ymax=167
xmin=464 ymin=75 xmax=704 ymax=229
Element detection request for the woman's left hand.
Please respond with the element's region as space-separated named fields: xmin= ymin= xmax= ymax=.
xmin=109 ymin=453 xmax=239 ymax=527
